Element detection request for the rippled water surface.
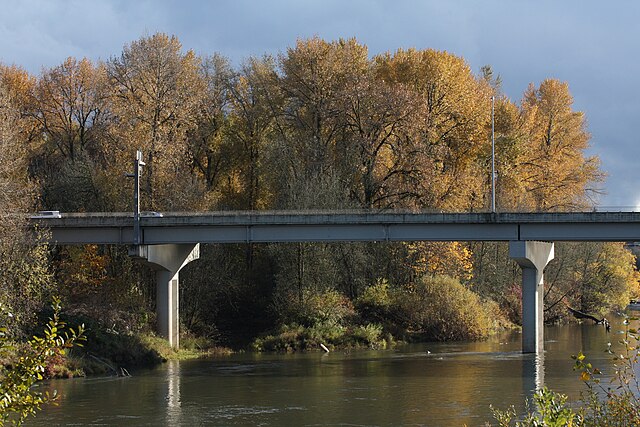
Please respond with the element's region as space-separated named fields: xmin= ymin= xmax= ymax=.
xmin=26 ymin=318 xmax=631 ymax=426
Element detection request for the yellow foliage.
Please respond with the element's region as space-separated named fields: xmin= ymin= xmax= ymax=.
xmin=406 ymin=242 xmax=473 ymax=281
xmin=57 ymin=245 xmax=110 ymax=295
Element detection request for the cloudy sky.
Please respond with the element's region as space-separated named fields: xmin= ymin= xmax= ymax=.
xmin=1 ymin=0 xmax=637 ymax=208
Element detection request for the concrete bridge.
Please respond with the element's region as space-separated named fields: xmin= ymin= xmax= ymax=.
xmin=31 ymin=210 xmax=640 ymax=353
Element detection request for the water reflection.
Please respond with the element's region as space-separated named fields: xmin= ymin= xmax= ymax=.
xmin=166 ymin=359 xmax=181 ymax=425
xmin=522 ymin=352 xmax=545 ymax=403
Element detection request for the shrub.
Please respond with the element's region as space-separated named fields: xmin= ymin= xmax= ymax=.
xmin=491 ymin=387 xmax=581 ymax=426
xmin=279 ymin=288 xmax=356 ymax=327
xmin=355 ymin=279 xmax=392 ymax=321
xmin=251 ymin=324 xmax=306 ymax=352
xmin=350 ymin=324 xmax=384 ymax=346
xmin=393 ymin=275 xmax=495 ymax=341
xmin=572 ymin=318 xmax=640 ymax=425
xmin=490 ymin=315 xmax=640 ymax=426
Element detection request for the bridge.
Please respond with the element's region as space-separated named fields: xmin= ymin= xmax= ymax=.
xmin=31 ymin=210 xmax=640 ymax=353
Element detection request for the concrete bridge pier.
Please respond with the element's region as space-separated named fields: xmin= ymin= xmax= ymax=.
xmin=129 ymin=244 xmax=200 ymax=349
xmin=509 ymin=241 xmax=554 ymax=354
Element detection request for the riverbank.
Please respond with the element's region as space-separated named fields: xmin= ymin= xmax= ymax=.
xmin=46 ymin=275 xmax=516 ymax=377
xmin=43 ymin=331 xmax=234 ymax=379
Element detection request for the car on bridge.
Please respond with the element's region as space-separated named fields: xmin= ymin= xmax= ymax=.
xmin=31 ymin=210 xmax=61 ymax=219
xmin=140 ymin=211 xmax=163 ymax=217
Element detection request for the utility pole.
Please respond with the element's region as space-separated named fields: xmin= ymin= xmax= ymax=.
xmin=126 ymin=150 xmax=145 ymax=245
xmin=491 ymin=96 xmax=496 ymax=213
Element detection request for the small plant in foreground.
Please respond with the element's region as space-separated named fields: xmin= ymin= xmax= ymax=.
xmin=572 ymin=315 xmax=640 ymax=425
xmin=0 ymin=297 xmax=86 ymax=426
xmin=490 ymin=315 xmax=640 ymax=426
xmin=491 ymin=387 xmax=581 ymax=426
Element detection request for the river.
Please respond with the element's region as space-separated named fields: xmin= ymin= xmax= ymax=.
xmin=26 ymin=318 xmax=632 ymax=426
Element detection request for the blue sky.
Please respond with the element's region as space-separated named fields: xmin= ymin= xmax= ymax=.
xmin=1 ymin=0 xmax=637 ymax=207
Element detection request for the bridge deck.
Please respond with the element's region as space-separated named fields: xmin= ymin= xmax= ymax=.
xmin=30 ymin=211 xmax=640 ymax=244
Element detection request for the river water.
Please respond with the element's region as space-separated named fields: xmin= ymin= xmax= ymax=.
xmin=27 ymin=318 xmax=632 ymax=426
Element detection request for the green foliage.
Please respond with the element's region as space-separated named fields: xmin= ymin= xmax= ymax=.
xmin=0 ymin=297 xmax=85 ymax=426
xmin=251 ymin=321 xmax=386 ymax=353
xmin=0 ymin=240 xmax=55 ymax=338
xmin=490 ymin=388 xmax=581 ymax=426
xmin=281 ymin=288 xmax=356 ymax=327
xmin=356 ymin=279 xmax=392 ymax=317
xmin=350 ymin=323 xmax=384 ymax=346
xmin=252 ymin=288 xmax=387 ymax=352
xmin=55 ymin=312 xmax=163 ymax=370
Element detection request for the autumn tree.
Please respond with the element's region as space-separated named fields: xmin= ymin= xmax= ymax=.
xmin=222 ymin=57 xmax=278 ymax=210
xmin=375 ymin=48 xmax=491 ymax=211
xmin=18 ymin=57 xmax=113 ymax=211
xmin=544 ymin=242 xmax=638 ymax=318
xmin=519 ymin=79 xmax=603 ymax=211
xmin=0 ymin=80 xmax=53 ymax=335
xmin=189 ymin=54 xmax=233 ymax=198
xmin=107 ymin=33 xmax=205 ymax=210
xmin=0 ymin=64 xmax=38 ymax=145
xmin=340 ymin=66 xmax=421 ymax=208
xmin=275 ymin=37 xmax=369 ymax=188
xmin=30 ymin=57 xmax=108 ymax=162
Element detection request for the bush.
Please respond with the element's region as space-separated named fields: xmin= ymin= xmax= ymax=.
xmin=58 ymin=313 xmax=163 ymax=370
xmin=280 ymin=289 xmax=356 ymax=327
xmin=350 ymin=324 xmax=384 ymax=346
xmin=251 ymin=321 xmax=387 ymax=352
xmin=572 ymin=318 xmax=640 ymax=426
xmin=357 ymin=275 xmax=503 ymax=342
xmin=491 ymin=387 xmax=581 ymax=426
xmin=389 ymin=275 xmax=496 ymax=341
xmin=355 ymin=279 xmax=392 ymax=322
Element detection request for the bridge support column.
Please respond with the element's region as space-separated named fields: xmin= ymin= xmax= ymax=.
xmin=509 ymin=241 xmax=554 ymax=353
xmin=130 ymin=244 xmax=200 ymax=349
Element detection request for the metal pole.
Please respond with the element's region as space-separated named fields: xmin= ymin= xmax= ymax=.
xmin=491 ymin=96 xmax=496 ymax=213
xmin=126 ymin=150 xmax=145 ymax=245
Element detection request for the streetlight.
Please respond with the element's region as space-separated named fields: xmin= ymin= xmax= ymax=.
xmin=126 ymin=150 xmax=145 ymax=245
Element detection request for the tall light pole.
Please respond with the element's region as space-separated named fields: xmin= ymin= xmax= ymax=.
xmin=491 ymin=96 xmax=496 ymax=213
xmin=126 ymin=150 xmax=145 ymax=245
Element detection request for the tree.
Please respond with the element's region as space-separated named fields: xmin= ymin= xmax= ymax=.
xmin=519 ymin=79 xmax=603 ymax=211
xmin=275 ymin=37 xmax=369 ymax=182
xmin=545 ymin=242 xmax=639 ymax=317
xmin=107 ymin=33 xmax=204 ymax=210
xmin=0 ymin=65 xmax=38 ymax=145
xmin=30 ymin=57 xmax=108 ymax=162
xmin=375 ymin=48 xmax=491 ymax=210
xmin=340 ymin=66 xmax=421 ymax=208
xmin=189 ymin=54 xmax=233 ymax=194
xmin=0 ymin=81 xmax=53 ymax=334
xmin=223 ymin=57 xmax=278 ymax=210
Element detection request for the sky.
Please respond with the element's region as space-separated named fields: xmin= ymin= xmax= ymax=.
xmin=1 ymin=0 xmax=638 ymax=208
